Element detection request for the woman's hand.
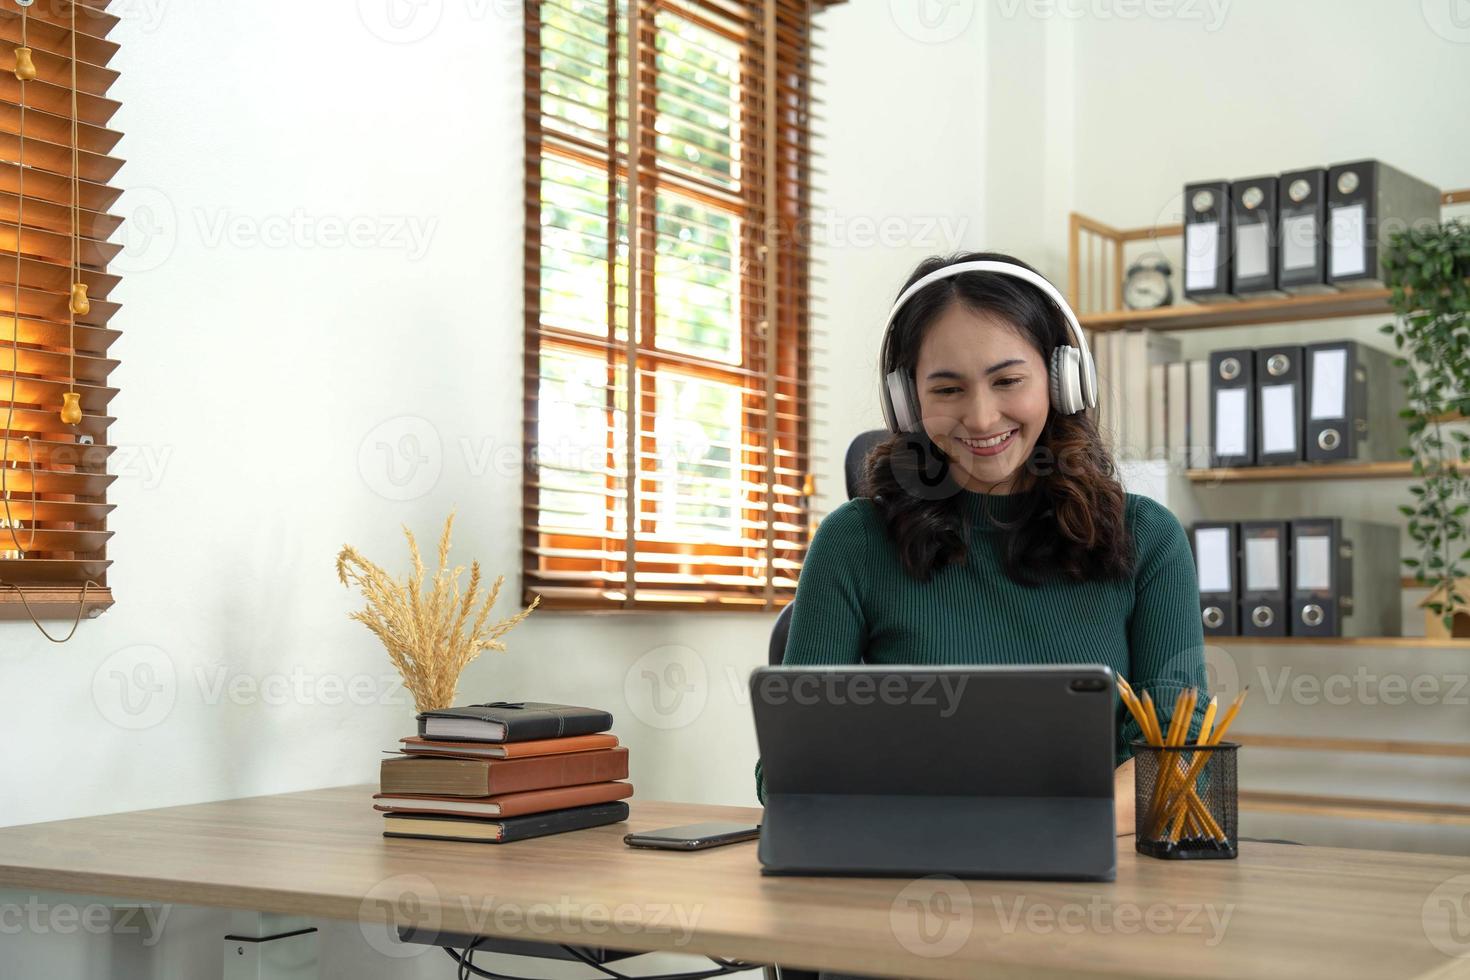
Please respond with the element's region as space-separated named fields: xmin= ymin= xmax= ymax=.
xmin=1114 ymin=757 xmax=1136 ymax=837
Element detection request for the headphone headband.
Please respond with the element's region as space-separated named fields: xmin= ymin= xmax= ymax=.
xmin=878 ymin=259 xmax=1097 ymax=430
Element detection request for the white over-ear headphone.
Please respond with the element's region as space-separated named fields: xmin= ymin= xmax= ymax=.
xmin=878 ymin=260 xmax=1098 ymax=433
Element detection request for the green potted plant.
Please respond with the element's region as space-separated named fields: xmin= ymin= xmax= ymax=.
xmin=1380 ymin=218 xmax=1470 ymax=636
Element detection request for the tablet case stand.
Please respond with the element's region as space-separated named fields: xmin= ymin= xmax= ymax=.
xmin=759 ymin=793 xmax=1115 ymax=880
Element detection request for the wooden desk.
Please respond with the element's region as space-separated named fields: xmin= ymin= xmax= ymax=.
xmin=0 ymin=785 xmax=1468 ymax=979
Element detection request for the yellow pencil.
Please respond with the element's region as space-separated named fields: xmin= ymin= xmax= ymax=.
xmin=1119 ymin=690 xmax=1152 ymax=744
xmin=1117 ymin=676 xmax=1143 ymax=717
xmin=1121 ymin=680 xmax=1175 ymax=831
xmin=1128 ymin=687 xmax=1223 ymax=840
xmin=1116 ymin=675 xmax=1139 ymax=716
xmin=1140 ymin=691 xmax=1162 ymax=746
xmin=1164 ymin=689 xmax=1190 ymax=746
xmin=1209 ymin=688 xmax=1249 ymax=746
xmin=1181 ymin=690 xmax=1199 ymax=742
xmin=1168 ymin=696 xmax=1219 ymax=841
xmin=1138 ymin=688 xmax=1170 ymax=826
xmin=1196 ymin=695 xmax=1219 ymax=746
xmin=1165 ymin=689 xmax=1198 ymax=815
xmin=1117 ymin=677 xmax=1161 ymax=747
xmin=1157 ymin=689 xmax=1249 ymax=839
xmin=1150 ymin=689 xmax=1195 ymax=823
xmin=1123 ymin=681 xmax=1228 ymax=846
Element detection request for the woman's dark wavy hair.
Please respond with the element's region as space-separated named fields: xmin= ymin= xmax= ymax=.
xmin=862 ymin=250 xmax=1133 ymax=586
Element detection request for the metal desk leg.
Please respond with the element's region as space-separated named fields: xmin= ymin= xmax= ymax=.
xmin=223 ymin=911 xmax=318 ymax=980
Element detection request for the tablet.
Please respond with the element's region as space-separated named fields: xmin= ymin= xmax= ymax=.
xmin=751 ymin=664 xmax=1117 ymax=880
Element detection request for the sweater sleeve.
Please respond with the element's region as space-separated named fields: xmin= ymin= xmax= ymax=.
xmin=1119 ymin=495 xmax=1211 ymax=762
xmin=754 ymin=500 xmax=871 ymax=803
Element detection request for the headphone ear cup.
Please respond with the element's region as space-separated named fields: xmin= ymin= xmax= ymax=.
xmin=1049 ymin=349 xmax=1064 ymax=408
xmin=881 ymin=371 xmax=899 ymax=431
xmin=1050 ymin=346 xmax=1083 ymax=415
xmin=885 ymin=370 xmax=920 ymax=433
xmin=900 ymin=372 xmax=920 ymax=432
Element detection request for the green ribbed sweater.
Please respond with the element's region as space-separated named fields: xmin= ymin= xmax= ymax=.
xmin=754 ymin=490 xmax=1209 ymax=804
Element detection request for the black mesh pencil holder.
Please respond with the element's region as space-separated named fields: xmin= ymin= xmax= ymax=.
xmin=1131 ymin=740 xmax=1238 ymax=860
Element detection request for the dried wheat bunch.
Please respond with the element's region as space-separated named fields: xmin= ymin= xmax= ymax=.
xmin=336 ymin=512 xmax=540 ymax=712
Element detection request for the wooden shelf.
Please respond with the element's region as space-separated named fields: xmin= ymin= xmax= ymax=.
xmin=1081 ymin=288 xmax=1393 ymax=333
xmin=1187 ymin=460 xmax=1420 ymax=483
xmin=1234 ymin=733 xmax=1470 ymax=758
xmin=1067 ymin=188 xmax=1466 ymax=326
xmin=0 ymin=585 xmax=112 ymax=621
xmin=1240 ymin=789 xmax=1470 ymax=827
xmin=1209 ymin=635 xmax=1468 ymax=649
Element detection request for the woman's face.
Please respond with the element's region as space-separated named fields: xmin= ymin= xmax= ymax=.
xmin=912 ymin=301 xmax=1051 ymax=494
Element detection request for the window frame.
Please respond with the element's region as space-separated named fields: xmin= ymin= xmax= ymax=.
xmin=522 ymin=0 xmax=821 ymax=612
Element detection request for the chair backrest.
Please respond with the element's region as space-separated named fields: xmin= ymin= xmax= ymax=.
xmin=767 ymin=603 xmax=795 ymax=667
xmin=844 ymin=429 xmax=887 ymax=500
xmin=768 ymin=430 xmax=887 ymax=666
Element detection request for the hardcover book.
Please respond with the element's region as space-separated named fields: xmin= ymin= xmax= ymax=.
xmin=380 ymin=748 xmax=629 ymax=797
xmin=382 ymin=802 xmax=630 ymax=844
xmin=416 ymin=702 xmax=613 ymax=743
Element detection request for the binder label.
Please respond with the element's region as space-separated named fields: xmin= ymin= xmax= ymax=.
xmin=1215 ymin=387 xmax=1247 ymax=456
xmin=1195 ymin=527 xmax=1233 ymax=593
xmin=1295 ymin=535 xmax=1332 ymax=591
xmin=1245 ymin=538 xmax=1280 ymax=591
xmin=1329 ymin=203 xmax=1367 ymax=277
xmin=1281 ymin=214 xmax=1316 ymax=271
xmin=1236 ymin=223 xmax=1269 ymax=279
xmin=1260 ymin=384 xmax=1297 ymax=454
xmin=1309 ymin=348 xmax=1347 ymax=420
xmin=1185 ymin=221 xmax=1220 ymax=290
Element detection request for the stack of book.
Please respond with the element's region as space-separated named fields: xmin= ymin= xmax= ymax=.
xmin=375 ymin=701 xmax=631 ymax=844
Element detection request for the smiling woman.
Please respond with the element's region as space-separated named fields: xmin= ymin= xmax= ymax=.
xmin=867 ymin=252 xmax=1133 ymax=586
xmin=754 ymin=252 xmax=1211 ymax=821
xmin=914 ymin=305 xmax=1052 ymax=493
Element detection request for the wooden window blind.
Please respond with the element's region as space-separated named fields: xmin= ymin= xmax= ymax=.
xmin=0 ymin=1 xmax=120 ymax=622
xmin=523 ymin=0 xmax=836 ymax=611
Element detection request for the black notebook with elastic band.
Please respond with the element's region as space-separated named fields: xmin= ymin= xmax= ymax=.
xmin=417 ymin=701 xmax=614 ymax=743
xmin=382 ymin=802 xmax=629 ymax=843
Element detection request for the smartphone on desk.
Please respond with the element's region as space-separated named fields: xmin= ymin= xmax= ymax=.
xmin=624 ymin=821 xmax=760 ymax=851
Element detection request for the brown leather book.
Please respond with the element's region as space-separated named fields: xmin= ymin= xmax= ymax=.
xmin=373 ymin=781 xmax=633 ymax=818
xmin=380 ymin=747 xmax=629 ymax=797
xmin=397 ymin=733 xmax=619 ymax=759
